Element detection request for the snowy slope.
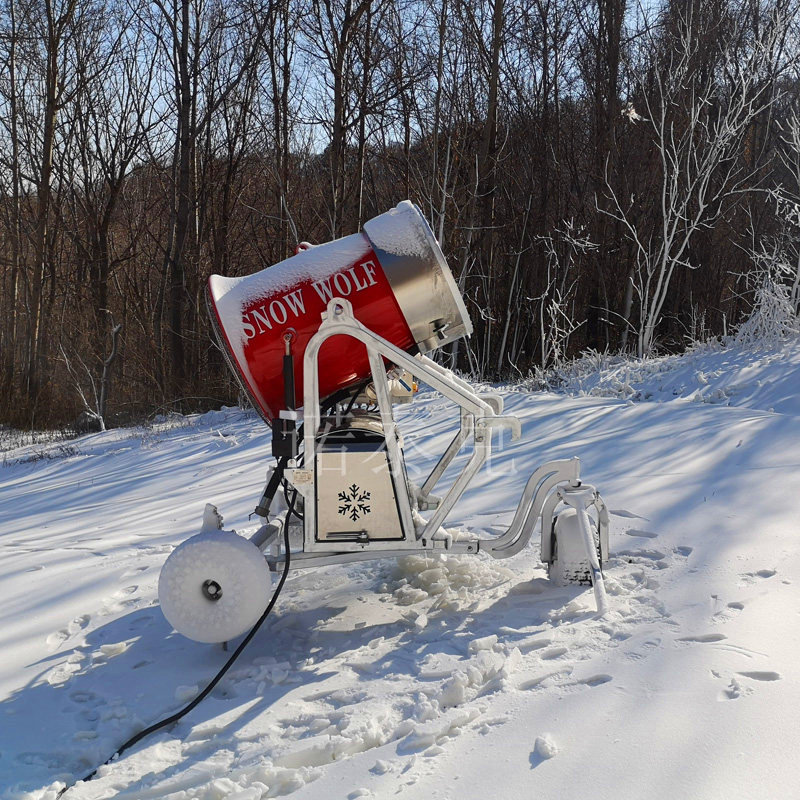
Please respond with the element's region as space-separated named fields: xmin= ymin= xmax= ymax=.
xmin=1 ymin=341 xmax=799 ymax=800
xmin=548 ymin=337 xmax=800 ymax=414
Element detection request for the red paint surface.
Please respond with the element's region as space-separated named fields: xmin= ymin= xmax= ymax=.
xmin=209 ymin=248 xmax=414 ymax=420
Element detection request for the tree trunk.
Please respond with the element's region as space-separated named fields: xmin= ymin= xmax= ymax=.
xmin=4 ymin=0 xmax=21 ymax=394
xmin=165 ymin=0 xmax=193 ymax=401
xmin=28 ymin=0 xmax=74 ymax=405
xmin=355 ymin=3 xmax=373 ymax=226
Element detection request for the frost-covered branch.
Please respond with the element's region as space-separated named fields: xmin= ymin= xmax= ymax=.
xmin=603 ymin=0 xmax=794 ymax=356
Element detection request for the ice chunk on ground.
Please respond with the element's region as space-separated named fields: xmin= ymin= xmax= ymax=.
xmin=534 ymin=734 xmax=559 ymax=760
xmin=99 ymin=642 xmax=128 ymax=657
xmin=381 ymin=553 xmax=514 ymax=610
xmin=469 ymin=634 xmax=498 ymax=654
xmin=175 ymin=684 xmax=199 ymax=703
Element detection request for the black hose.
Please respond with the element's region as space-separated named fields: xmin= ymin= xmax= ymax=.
xmin=341 ymin=379 xmax=370 ymax=416
xmin=61 ymin=379 xmax=367 ymax=794
xmin=59 ymin=371 xmax=375 ymax=794
xmin=58 ymin=511 xmax=293 ymax=797
xmin=280 ymin=380 xmax=366 ymax=520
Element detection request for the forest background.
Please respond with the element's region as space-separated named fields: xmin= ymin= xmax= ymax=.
xmin=2 ymin=0 xmax=800 ymax=429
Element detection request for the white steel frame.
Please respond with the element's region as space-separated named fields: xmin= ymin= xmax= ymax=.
xmin=271 ymin=298 xmax=608 ymax=585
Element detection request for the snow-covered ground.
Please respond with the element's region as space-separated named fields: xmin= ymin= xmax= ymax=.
xmin=2 ymin=340 xmax=800 ymax=800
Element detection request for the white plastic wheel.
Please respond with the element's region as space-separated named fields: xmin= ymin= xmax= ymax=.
xmin=158 ymin=530 xmax=271 ymax=643
xmin=549 ymin=508 xmax=597 ymax=587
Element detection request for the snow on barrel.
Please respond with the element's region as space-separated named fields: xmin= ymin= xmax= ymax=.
xmin=208 ymin=201 xmax=472 ymax=420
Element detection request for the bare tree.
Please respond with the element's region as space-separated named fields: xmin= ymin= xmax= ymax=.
xmin=59 ymin=313 xmax=122 ymax=430
xmin=603 ymin=0 xmax=794 ymax=355
xmin=54 ymin=4 xmax=160 ymax=419
xmin=145 ymin=0 xmax=269 ymax=400
xmin=0 ymin=0 xmax=22 ymax=394
xmin=2 ymin=0 xmax=800 ymax=428
xmin=760 ymin=110 xmax=800 ymax=314
xmin=304 ymin=0 xmax=373 ymax=237
xmin=26 ymin=0 xmax=83 ymax=405
xmin=532 ymin=218 xmax=597 ymax=369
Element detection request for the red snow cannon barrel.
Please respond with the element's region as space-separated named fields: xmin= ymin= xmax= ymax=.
xmin=208 ymin=201 xmax=472 ymax=420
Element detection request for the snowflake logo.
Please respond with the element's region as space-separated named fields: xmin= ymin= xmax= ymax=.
xmin=338 ymin=483 xmax=372 ymax=521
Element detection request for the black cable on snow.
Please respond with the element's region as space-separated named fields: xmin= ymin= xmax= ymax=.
xmin=57 ymin=508 xmax=294 ymax=798
xmin=58 ymin=382 xmax=365 ymax=795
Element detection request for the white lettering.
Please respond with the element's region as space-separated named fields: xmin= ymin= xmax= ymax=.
xmin=284 ymin=289 xmax=305 ymax=316
xmin=333 ymin=272 xmax=352 ymax=296
xmin=250 ymin=305 xmax=273 ymax=333
xmin=347 ymin=266 xmax=368 ymax=291
xmin=362 ymin=260 xmax=378 ymax=287
xmin=269 ymin=299 xmax=288 ymax=324
xmin=312 ymin=278 xmax=335 ymax=303
xmin=242 ymin=315 xmax=256 ymax=340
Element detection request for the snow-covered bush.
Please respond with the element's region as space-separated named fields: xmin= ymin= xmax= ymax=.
xmin=0 ymin=427 xmax=80 ymax=465
xmin=734 ymin=270 xmax=799 ymax=348
xmin=527 ymin=348 xmax=622 ymax=394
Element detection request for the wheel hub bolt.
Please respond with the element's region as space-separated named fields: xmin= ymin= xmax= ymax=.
xmin=202 ymin=579 xmax=223 ymax=601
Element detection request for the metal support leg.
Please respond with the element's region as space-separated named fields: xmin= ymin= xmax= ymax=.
xmin=420 ymin=408 xmax=472 ymax=497
xmin=558 ymin=485 xmax=608 ymax=617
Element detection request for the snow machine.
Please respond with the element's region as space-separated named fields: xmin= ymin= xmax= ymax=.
xmin=158 ymin=201 xmax=610 ymax=644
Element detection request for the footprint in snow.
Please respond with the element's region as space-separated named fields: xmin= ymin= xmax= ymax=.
xmin=610 ymin=509 xmax=650 ymax=521
xmin=567 ymin=674 xmax=612 ymax=689
xmin=739 ymin=569 xmax=777 ymax=585
xmin=518 ymin=668 xmax=572 ymax=691
xmin=718 ymin=671 xmax=780 ymax=701
xmin=15 ymin=752 xmax=61 ymax=769
xmin=738 ymin=671 xmax=781 ymax=682
xmin=623 ymin=636 xmax=662 ymax=663
xmin=676 ymin=633 xmax=727 ymax=644
xmin=615 ymin=548 xmax=670 ymax=573
xmin=719 ymin=677 xmax=751 ymax=701
xmin=616 ymin=548 xmax=668 ymax=561
xmin=46 ymin=629 xmax=69 ymax=650
xmin=624 ymin=529 xmax=658 ymax=539
xmin=128 ymin=613 xmax=155 ymax=631
xmin=46 ymin=614 xmax=90 ymax=650
xmin=711 ymin=596 xmax=747 ymax=623
xmin=69 ymin=614 xmax=90 ymax=634
xmin=120 ymin=565 xmax=148 ymax=579
xmin=100 ymin=586 xmax=142 ymax=615
xmin=69 ymin=689 xmax=103 ymax=706
xmin=45 ymin=660 xmax=82 ymax=686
